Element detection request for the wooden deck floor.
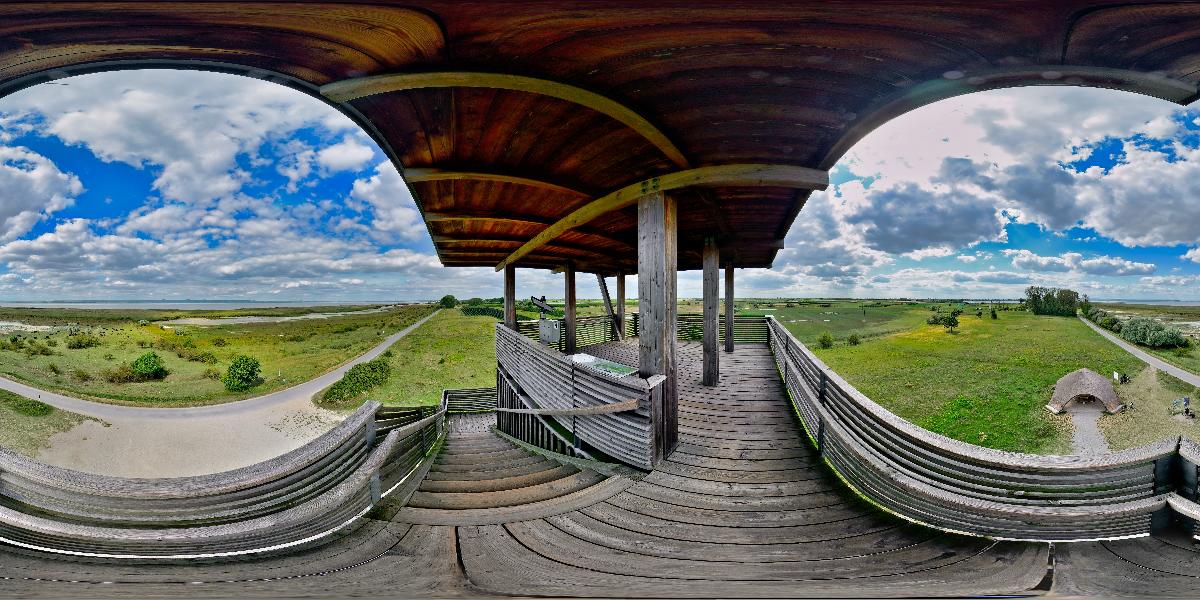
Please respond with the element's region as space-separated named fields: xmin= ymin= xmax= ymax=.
xmin=2 ymin=342 xmax=1199 ymax=597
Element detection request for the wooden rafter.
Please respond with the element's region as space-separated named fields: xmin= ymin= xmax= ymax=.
xmin=321 ymin=71 xmax=689 ymax=168
xmin=404 ymin=168 xmax=589 ymax=197
xmin=494 ymin=163 xmax=828 ymax=271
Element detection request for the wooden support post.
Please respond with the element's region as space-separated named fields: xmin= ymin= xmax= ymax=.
xmin=616 ymin=272 xmax=626 ymax=338
xmin=702 ymin=237 xmax=720 ymax=386
xmin=724 ymin=265 xmax=734 ymax=353
xmin=639 ymin=192 xmax=678 ymax=460
xmin=503 ymin=264 xmax=517 ymax=330
xmin=596 ymin=274 xmax=623 ymax=341
xmin=564 ymin=264 xmax=577 ymax=353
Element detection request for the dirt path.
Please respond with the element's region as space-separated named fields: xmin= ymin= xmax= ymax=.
xmin=19 ymin=310 xmax=440 ymax=478
xmin=1067 ymin=401 xmax=1110 ymax=455
xmin=1079 ymin=316 xmax=1200 ymax=387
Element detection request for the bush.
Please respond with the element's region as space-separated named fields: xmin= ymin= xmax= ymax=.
xmin=942 ymin=314 xmax=960 ymax=333
xmin=102 ymin=364 xmax=138 ymax=383
xmin=212 ymin=338 xmax=227 ymax=347
xmin=131 ymin=352 xmax=169 ymax=380
xmin=47 ymin=363 xmax=61 ymax=375
xmin=322 ymin=358 xmax=393 ymax=404
xmin=926 ymin=315 xmax=943 ymax=326
xmin=202 ymin=367 xmax=222 ymax=380
xmin=223 ymin=355 xmax=262 ymax=392
xmin=460 ymin=306 xmax=504 ymax=319
xmin=65 ymin=333 xmax=101 ymax=349
xmin=817 ymin=332 xmax=834 ymax=349
xmin=848 ymin=333 xmax=861 ymax=346
xmin=72 ymin=369 xmax=91 ymax=381
xmin=1119 ymin=317 xmax=1187 ymax=348
xmin=990 ymin=308 xmax=998 ymax=319
xmin=439 ymin=295 xmax=459 ymax=308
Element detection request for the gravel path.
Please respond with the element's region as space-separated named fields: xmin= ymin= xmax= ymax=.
xmin=1067 ymin=401 xmax=1110 ymax=455
xmin=1079 ymin=316 xmax=1200 ymax=387
xmin=14 ymin=309 xmax=440 ymax=477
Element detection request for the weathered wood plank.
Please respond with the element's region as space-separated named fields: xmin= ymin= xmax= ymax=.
xmin=564 ymin=264 xmax=577 ymax=354
xmin=724 ymin=265 xmax=735 ymax=353
xmin=638 ymin=191 xmax=678 ymax=462
xmin=702 ymin=236 xmax=719 ymax=386
xmin=503 ymin=264 xmax=517 ymax=330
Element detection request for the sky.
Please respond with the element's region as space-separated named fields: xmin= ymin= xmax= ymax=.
xmin=0 ymin=70 xmax=1198 ymax=301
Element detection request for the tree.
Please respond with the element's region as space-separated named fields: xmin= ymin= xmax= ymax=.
xmin=848 ymin=333 xmax=861 ymax=346
xmin=1024 ymin=286 xmax=1080 ymax=316
xmin=941 ymin=314 xmax=959 ymax=333
xmin=130 ymin=352 xmax=168 ymax=381
xmin=223 ymin=355 xmax=262 ymax=392
xmin=990 ymin=308 xmax=998 ymax=320
xmin=439 ymin=295 xmax=459 ymax=308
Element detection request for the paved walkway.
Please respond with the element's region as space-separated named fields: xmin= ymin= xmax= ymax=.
xmin=1079 ymin=316 xmax=1200 ymax=387
xmin=15 ymin=309 xmax=440 ymax=477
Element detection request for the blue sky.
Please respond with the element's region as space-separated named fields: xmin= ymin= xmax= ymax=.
xmin=0 ymin=71 xmax=1198 ymax=301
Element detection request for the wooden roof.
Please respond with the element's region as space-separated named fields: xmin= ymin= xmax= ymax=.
xmin=2 ymin=2 xmax=1199 ymax=274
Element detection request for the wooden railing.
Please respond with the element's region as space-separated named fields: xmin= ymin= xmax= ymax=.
xmin=516 ymin=313 xmax=768 ymax=349
xmin=765 ymin=316 xmax=1194 ymax=542
xmin=0 ymin=399 xmax=446 ymax=559
xmin=495 ymin=324 xmax=663 ymax=469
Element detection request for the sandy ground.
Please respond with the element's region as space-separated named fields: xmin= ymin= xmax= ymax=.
xmin=13 ymin=309 xmax=440 ymax=478
xmin=1065 ymin=400 xmax=1109 ymax=455
xmin=36 ymin=400 xmax=342 ymax=477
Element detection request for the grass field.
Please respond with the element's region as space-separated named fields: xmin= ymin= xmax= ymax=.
xmin=810 ymin=308 xmax=1147 ymax=454
xmin=0 ymin=390 xmax=93 ymax=456
xmin=1094 ymin=302 xmax=1200 ymax=376
xmin=1099 ymin=367 xmax=1200 ymax=451
xmin=0 ymin=304 xmax=435 ymax=407
xmin=749 ymin=300 xmax=937 ymax=345
xmin=354 ymin=309 xmax=499 ymax=408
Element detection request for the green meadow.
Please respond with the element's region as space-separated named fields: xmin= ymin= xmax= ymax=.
xmin=0 ymin=304 xmax=435 ymax=407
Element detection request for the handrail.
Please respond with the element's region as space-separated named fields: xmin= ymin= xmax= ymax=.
xmin=495 ymin=398 xmax=640 ymax=416
xmin=495 ymin=324 xmax=659 ymax=469
xmin=765 ymin=315 xmax=1185 ymax=541
xmin=0 ymin=398 xmax=448 ymax=558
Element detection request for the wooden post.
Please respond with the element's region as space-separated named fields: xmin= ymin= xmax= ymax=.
xmin=596 ymin=274 xmax=623 ymax=341
xmin=564 ymin=263 xmax=577 ymax=354
xmin=724 ymin=265 xmax=734 ymax=353
xmin=616 ymin=272 xmax=626 ymax=338
xmin=639 ymin=191 xmax=677 ymax=460
xmin=702 ymin=237 xmax=719 ymax=386
xmin=503 ymin=264 xmax=517 ymax=330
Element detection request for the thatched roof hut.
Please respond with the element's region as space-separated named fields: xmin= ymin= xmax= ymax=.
xmin=1047 ymin=368 xmax=1124 ymax=414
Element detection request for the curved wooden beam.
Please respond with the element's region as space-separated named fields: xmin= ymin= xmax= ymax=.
xmin=404 ymin=168 xmax=588 ymax=197
xmin=320 ymin=71 xmax=689 ymax=168
xmin=494 ymin=163 xmax=828 ymax=271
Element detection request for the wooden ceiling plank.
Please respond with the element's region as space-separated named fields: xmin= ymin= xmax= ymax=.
xmin=320 ymin=71 xmax=689 ymax=168
xmin=404 ymin=168 xmax=589 ymax=197
xmin=494 ymin=163 xmax=828 ymax=271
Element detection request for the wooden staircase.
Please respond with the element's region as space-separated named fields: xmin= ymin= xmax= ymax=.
xmin=393 ymin=426 xmax=634 ymax=525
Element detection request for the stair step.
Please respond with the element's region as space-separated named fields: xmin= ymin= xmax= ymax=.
xmin=424 ymin=458 xmax=565 ymax=481
xmin=407 ymin=470 xmax=606 ymax=510
xmin=419 ymin=465 xmax=580 ymax=493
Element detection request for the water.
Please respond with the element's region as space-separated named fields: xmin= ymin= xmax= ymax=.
xmin=160 ymin=305 xmax=400 ymax=326
xmin=0 ymin=300 xmax=403 ymax=310
xmin=1096 ymin=299 xmax=1200 ymax=307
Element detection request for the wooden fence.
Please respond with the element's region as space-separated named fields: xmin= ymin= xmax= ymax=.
xmin=0 ymin=399 xmax=446 ymax=559
xmin=495 ymin=324 xmax=662 ymax=469
xmin=765 ymin=315 xmax=1200 ymax=541
xmin=516 ymin=313 xmax=768 ymax=349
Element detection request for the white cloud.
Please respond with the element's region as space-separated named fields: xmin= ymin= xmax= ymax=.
xmin=316 ymin=136 xmax=374 ymax=172
xmin=1185 ymin=248 xmax=1200 ymax=263
xmin=956 ymin=255 xmax=978 ymax=263
xmin=1003 ymin=249 xmax=1155 ymax=276
xmin=350 ymin=161 xmax=426 ymax=243
xmin=0 ymin=145 xmax=82 ymax=241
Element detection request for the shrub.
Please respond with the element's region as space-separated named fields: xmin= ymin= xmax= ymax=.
xmin=131 ymin=352 xmax=169 ymax=380
xmin=847 ymin=333 xmax=861 ymax=346
xmin=72 ymin=369 xmax=91 ymax=381
xmin=103 ymin=353 xmax=115 ymax=361
xmin=102 ymin=364 xmax=137 ymax=383
xmin=383 ymin=349 xmax=394 ymax=358
xmin=223 ymin=355 xmax=262 ymax=392
xmin=990 ymin=308 xmax=998 ymax=320
xmin=46 ymin=339 xmax=57 ymax=347
xmin=24 ymin=341 xmax=54 ymax=357
xmin=1119 ymin=317 xmax=1187 ymax=348
xmin=817 ymin=332 xmax=834 ymax=349
xmin=286 ymin=334 xmax=307 ymax=342
xmin=47 ymin=363 xmax=61 ymax=375
xmin=212 ymin=338 xmax=228 ymax=347
xmin=460 ymin=306 xmax=504 ymax=319
xmin=202 ymin=367 xmax=222 ymax=380
xmin=322 ymin=358 xmax=392 ymax=404
xmin=65 ymin=333 xmax=101 ymax=349
xmin=439 ymin=295 xmax=459 ymax=308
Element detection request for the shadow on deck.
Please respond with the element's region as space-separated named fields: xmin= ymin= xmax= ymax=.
xmin=3 ymin=342 xmax=1199 ymax=597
